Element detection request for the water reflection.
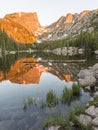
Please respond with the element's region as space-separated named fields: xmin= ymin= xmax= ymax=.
xmin=0 ymin=52 xmax=97 ymax=84
xmin=0 ymin=58 xmax=50 ymax=84
xmin=0 ymin=52 xmax=97 ymax=130
xmin=0 ymin=57 xmax=84 ymax=84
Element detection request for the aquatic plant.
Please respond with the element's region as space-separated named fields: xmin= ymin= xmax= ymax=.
xmin=27 ymin=96 xmax=33 ymax=106
xmin=61 ymin=86 xmax=73 ymax=103
xmin=60 ymin=83 xmax=81 ymax=103
xmin=67 ymin=105 xmax=93 ymax=130
xmin=40 ymin=101 xmax=46 ymax=108
xmin=23 ymin=96 xmax=37 ymax=110
xmin=27 ymin=96 xmax=36 ymax=106
xmin=46 ymin=90 xmax=58 ymax=107
xmin=43 ymin=115 xmax=68 ymax=129
xmin=68 ymin=105 xmax=85 ymax=119
xmin=72 ymin=83 xmax=81 ymax=96
xmin=33 ymin=98 xmax=37 ymax=106
xmin=43 ymin=105 xmax=92 ymax=130
xmin=23 ymin=99 xmax=28 ymax=110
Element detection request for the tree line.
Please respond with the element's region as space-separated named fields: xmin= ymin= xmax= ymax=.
xmin=0 ymin=29 xmax=35 ymax=52
xmin=0 ymin=28 xmax=98 ymax=53
xmin=35 ymin=31 xmax=98 ymax=53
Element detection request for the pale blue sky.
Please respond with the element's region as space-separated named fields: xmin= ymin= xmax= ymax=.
xmin=0 ymin=0 xmax=98 ymax=25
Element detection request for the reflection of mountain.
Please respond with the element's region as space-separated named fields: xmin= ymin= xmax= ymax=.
xmin=0 ymin=58 xmax=49 ymax=84
xmin=0 ymin=73 xmax=4 ymax=81
xmin=46 ymin=62 xmax=78 ymax=82
xmin=0 ymin=57 xmax=81 ymax=84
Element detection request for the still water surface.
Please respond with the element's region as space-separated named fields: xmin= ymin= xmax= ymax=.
xmin=0 ymin=52 xmax=97 ymax=130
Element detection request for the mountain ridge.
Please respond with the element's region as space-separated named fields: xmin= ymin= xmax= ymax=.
xmin=0 ymin=8 xmax=98 ymax=44
xmin=39 ymin=8 xmax=98 ymax=42
xmin=0 ymin=12 xmax=41 ymax=43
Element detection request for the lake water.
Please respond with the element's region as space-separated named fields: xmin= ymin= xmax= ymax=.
xmin=0 ymin=52 xmax=97 ymax=130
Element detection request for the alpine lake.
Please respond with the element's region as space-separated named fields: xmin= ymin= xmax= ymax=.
xmin=0 ymin=51 xmax=98 ymax=130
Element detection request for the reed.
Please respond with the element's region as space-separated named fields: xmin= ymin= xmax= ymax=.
xmin=46 ymin=90 xmax=58 ymax=107
xmin=61 ymin=86 xmax=73 ymax=103
xmin=40 ymin=101 xmax=46 ymax=108
xmin=72 ymin=83 xmax=81 ymax=96
xmin=43 ymin=115 xmax=67 ymax=129
xmin=23 ymin=99 xmax=27 ymax=110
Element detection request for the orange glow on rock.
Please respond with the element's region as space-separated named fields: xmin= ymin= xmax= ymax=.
xmin=64 ymin=74 xmax=71 ymax=82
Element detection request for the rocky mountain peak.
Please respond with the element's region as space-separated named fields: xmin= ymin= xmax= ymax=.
xmin=0 ymin=12 xmax=42 ymax=43
xmin=4 ymin=12 xmax=41 ymax=34
xmin=80 ymin=10 xmax=89 ymax=17
xmin=39 ymin=8 xmax=98 ymax=42
xmin=0 ymin=8 xmax=98 ymax=44
xmin=65 ymin=13 xmax=73 ymax=23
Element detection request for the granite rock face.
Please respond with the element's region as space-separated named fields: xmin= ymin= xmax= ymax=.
xmin=39 ymin=9 xmax=98 ymax=41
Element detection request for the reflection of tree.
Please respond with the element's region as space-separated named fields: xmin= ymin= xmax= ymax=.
xmin=2 ymin=54 xmax=7 ymax=79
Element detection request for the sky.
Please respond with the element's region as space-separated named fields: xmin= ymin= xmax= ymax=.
xmin=0 ymin=0 xmax=98 ymax=26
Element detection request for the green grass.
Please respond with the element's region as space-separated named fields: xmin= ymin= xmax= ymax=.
xmin=43 ymin=105 xmax=93 ymax=130
xmin=27 ymin=96 xmax=36 ymax=106
xmin=23 ymin=83 xmax=82 ymax=110
xmin=27 ymin=97 xmax=34 ymax=106
xmin=23 ymin=99 xmax=28 ymax=110
xmin=46 ymin=90 xmax=58 ymax=107
xmin=40 ymin=101 xmax=46 ymax=108
xmin=43 ymin=115 xmax=68 ymax=129
xmin=67 ymin=105 xmax=93 ymax=130
xmin=72 ymin=83 xmax=81 ymax=96
xmin=61 ymin=84 xmax=81 ymax=103
xmin=68 ymin=113 xmax=92 ymax=130
xmin=61 ymin=86 xmax=73 ymax=103
xmin=88 ymin=97 xmax=98 ymax=107
xmin=68 ymin=105 xmax=85 ymax=118
xmin=23 ymin=96 xmax=37 ymax=110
